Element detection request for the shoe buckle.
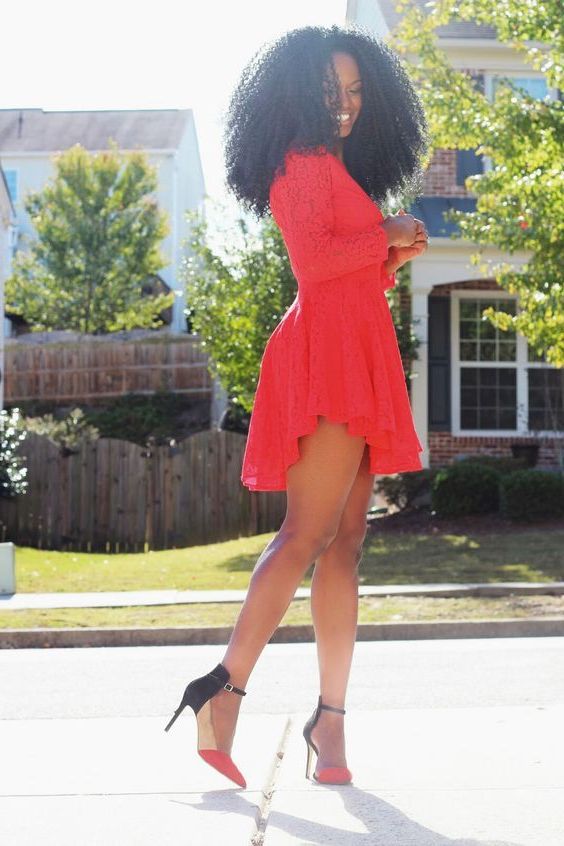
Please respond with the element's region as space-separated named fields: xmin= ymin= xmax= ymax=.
xmin=223 ymin=682 xmax=234 ymax=692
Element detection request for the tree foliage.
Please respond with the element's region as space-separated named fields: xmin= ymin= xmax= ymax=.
xmin=390 ymin=0 xmax=564 ymax=366
xmin=6 ymin=140 xmax=174 ymax=334
xmin=182 ymin=205 xmax=298 ymax=414
xmin=0 ymin=409 xmax=28 ymax=498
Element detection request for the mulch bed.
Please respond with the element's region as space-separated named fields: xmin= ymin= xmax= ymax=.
xmin=367 ymin=506 xmax=564 ymax=535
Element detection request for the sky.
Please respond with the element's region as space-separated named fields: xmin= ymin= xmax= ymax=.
xmin=2 ymin=0 xmax=348 ymax=238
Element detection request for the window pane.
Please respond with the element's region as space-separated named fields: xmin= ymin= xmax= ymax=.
xmin=499 ymin=370 xmax=515 ymax=386
xmin=498 ymin=341 xmax=516 ymax=361
xmin=500 ymin=387 xmax=515 ymax=405
xmin=461 ymin=387 xmax=477 ymax=405
xmin=528 ymin=368 xmax=564 ymax=429
xmin=460 ymin=321 xmax=478 ymax=340
xmin=480 ymin=408 xmax=497 ymax=428
xmin=500 ymin=407 xmax=517 ymax=428
xmin=460 ymin=341 xmax=477 ymax=361
xmin=461 ymin=408 xmax=478 ymax=428
xmin=493 ymin=76 xmax=548 ymax=100
xmin=479 ymin=320 xmax=496 ymax=340
xmin=460 ymin=300 xmax=477 ymax=319
xmin=460 ymin=367 xmax=517 ymax=430
xmin=479 ymin=342 xmax=496 ymax=361
xmin=528 ymin=345 xmax=547 ymax=362
xmin=529 ymin=409 xmax=545 ymax=429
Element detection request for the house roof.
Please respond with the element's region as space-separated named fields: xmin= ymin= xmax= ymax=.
xmin=378 ymin=0 xmax=498 ymax=40
xmin=407 ymin=196 xmax=478 ymax=237
xmin=0 ymin=108 xmax=193 ymax=153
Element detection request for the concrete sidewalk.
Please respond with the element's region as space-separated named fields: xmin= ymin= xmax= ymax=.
xmin=1 ymin=704 xmax=562 ymax=844
xmin=2 ymin=580 xmax=564 ymax=610
xmin=2 ymin=637 xmax=563 ymax=844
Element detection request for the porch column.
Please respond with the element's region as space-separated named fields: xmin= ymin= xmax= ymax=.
xmin=410 ymin=286 xmax=432 ymax=468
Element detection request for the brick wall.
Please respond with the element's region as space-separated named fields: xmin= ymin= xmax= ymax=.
xmin=429 ymin=432 xmax=563 ymax=470
xmin=422 ymin=148 xmax=470 ymax=197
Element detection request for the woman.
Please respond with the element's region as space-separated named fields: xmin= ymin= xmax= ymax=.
xmin=164 ymin=24 xmax=429 ymax=789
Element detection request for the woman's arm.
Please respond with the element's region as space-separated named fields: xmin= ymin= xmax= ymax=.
xmin=269 ymin=150 xmax=390 ymax=285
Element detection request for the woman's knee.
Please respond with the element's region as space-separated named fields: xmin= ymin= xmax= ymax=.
xmin=323 ymin=519 xmax=368 ymax=564
xmin=277 ymin=522 xmax=340 ymax=561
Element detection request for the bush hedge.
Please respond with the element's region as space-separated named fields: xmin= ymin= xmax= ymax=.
xmin=374 ymin=468 xmax=437 ymax=511
xmin=499 ymin=470 xmax=564 ymax=522
xmin=431 ymin=461 xmax=501 ymax=517
xmin=458 ymin=454 xmax=529 ymax=476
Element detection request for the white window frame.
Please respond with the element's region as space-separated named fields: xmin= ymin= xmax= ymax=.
xmin=451 ymin=290 xmax=562 ymax=437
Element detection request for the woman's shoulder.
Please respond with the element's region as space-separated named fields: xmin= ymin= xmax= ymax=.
xmin=270 ymin=145 xmax=333 ymax=199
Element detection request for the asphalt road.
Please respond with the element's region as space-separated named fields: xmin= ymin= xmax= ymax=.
xmin=1 ymin=636 xmax=563 ymax=720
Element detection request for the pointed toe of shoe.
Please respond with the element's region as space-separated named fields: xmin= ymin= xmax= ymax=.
xmin=198 ymin=749 xmax=247 ymax=788
xmin=313 ymin=766 xmax=353 ymax=785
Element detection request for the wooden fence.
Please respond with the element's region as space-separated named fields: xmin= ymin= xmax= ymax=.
xmin=4 ymin=334 xmax=212 ymax=405
xmin=0 ymin=432 xmax=286 ymax=551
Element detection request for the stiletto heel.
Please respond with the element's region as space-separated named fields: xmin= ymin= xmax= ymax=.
xmin=164 ymin=661 xmax=247 ymax=788
xmin=303 ymin=695 xmax=353 ymax=784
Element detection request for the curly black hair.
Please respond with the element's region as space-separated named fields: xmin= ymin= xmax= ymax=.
xmin=222 ymin=24 xmax=429 ymax=219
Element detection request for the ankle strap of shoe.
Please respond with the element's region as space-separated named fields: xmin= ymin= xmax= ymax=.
xmin=222 ymin=681 xmax=246 ymax=696
xmin=209 ymin=664 xmax=247 ymax=697
xmin=319 ymin=702 xmax=345 ymax=714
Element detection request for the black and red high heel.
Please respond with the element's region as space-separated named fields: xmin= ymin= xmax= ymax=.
xmin=303 ymin=695 xmax=353 ymax=784
xmin=164 ymin=661 xmax=247 ymax=788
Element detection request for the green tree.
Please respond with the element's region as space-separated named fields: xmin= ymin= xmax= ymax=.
xmin=6 ymin=140 xmax=174 ymax=333
xmin=182 ymin=204 xmax=297 ymax=415
xmin=391 ymin=0 xmax=564 ymax=366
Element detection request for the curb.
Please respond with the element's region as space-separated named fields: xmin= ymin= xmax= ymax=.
xmin=2 ymin=617 xmax=564 ymax=649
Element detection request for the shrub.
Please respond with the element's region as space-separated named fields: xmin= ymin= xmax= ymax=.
xmin=0 ymin=408 xmax=28 ymax=497
xmin=458 ymin=454 xmax=528 ymax=476
xmin=431 ymin=461 xmax=501 ymax=517
xmin=84 ymin=391 xmax=195 ymax=445
xmin=374 ymin=468 xmax=437 ymax=511
xmin=21 ymin=408 xmax=99 ymax=455
xmin=500 ymin=469 xmax=564 ymax=522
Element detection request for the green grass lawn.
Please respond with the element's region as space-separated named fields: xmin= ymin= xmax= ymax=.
xmin=1 ymin=595 xmax=563 ymax=630
xmin=12 ymin=528 xmax=564 ymax=594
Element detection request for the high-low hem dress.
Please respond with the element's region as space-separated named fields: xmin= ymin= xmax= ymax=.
xmin=240 ymin=145 xmax=424 ymax=492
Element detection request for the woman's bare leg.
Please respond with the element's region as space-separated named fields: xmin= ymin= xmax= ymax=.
xmin=211 ymin=417 xmax=367 ymax=754
xmin=309 ymin=443 xmax=374 ymax=773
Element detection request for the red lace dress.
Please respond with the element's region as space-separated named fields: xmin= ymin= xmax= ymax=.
xmin=240 ymin=145 xmax=424 ymax=491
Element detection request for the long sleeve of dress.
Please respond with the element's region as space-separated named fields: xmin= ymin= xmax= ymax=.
xmin=269 ymin=149 xmax=391 ymax=286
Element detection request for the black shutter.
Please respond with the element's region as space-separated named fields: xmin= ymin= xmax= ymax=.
xmin=428 ymin=296 xmax=451 ymax=430
xmin=456 ymin=149 xmax=483 ymax=186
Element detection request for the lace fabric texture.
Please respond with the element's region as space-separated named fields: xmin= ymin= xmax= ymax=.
xmin=240 ymin=145 xmax=424 ymax=491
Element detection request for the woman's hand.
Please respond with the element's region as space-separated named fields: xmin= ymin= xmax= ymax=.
xmin=381 ymin=209 xmax=418 ymax=247
xmin=383 ymin=209 xmax=429 ymax=274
